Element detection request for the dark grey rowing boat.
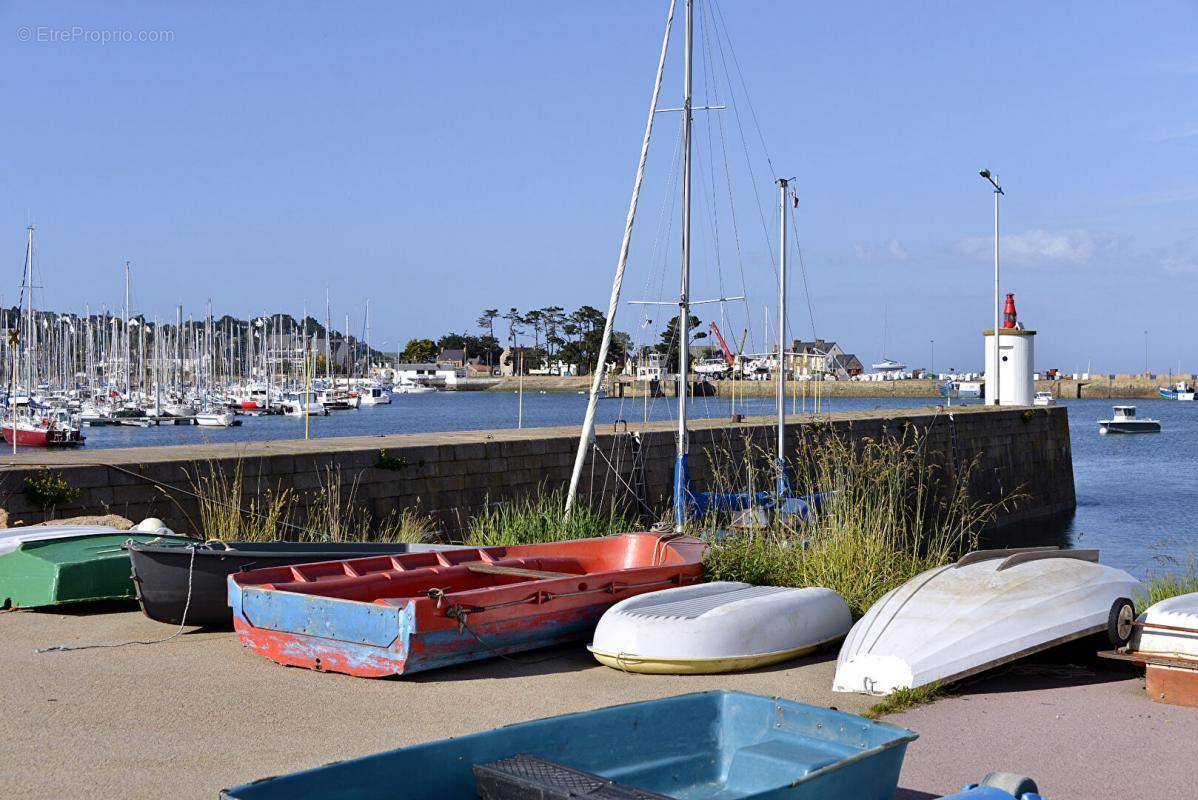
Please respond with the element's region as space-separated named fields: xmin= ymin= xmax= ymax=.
xmin=127 ymin=539 xmax=463 ymax=627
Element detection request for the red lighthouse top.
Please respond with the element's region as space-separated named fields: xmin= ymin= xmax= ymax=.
xmin=1002 ymin=293 xmax=1017 ymax=329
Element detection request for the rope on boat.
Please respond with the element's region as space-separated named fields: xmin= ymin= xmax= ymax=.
xmin=35 ymin=543 xmax=201 ymax=654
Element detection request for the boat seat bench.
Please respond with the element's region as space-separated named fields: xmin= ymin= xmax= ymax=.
xmin=463 ymin=562 xmax=578 ymax=580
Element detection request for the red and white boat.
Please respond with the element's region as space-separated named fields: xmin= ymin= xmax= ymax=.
xmin=229 ymin=532 xmax=705 ymax=678
xmin=1 ymin=411 xmax=85 ymax=447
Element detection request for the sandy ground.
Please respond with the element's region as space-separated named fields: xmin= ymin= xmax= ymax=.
xmin=1 ymin=606 xmax=1192 ymax=800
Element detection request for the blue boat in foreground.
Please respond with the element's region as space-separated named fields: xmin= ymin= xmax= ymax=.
xmin=222 ymin=691 xmax=917 ymax=799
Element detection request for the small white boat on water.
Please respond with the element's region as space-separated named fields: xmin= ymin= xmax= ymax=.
xmin=588 ymin=582 xmax=852 ymax=674
xmin=394 ymin=378 xmax=435 ymax=395
xmin=1098 ymin=405 xmax=1160 ymax=434
xmin=1032 ymin=391 xmax=1056 ymax=407
xmin=833 ymin=547 xmax=1141 ymax=696
xmin=196 ymin=410 xmax=237 ymax=427
xmin=359 ymin=386 xmax=392 ymax=405
xmin=281 ymin=392 xmax=327 ymax=417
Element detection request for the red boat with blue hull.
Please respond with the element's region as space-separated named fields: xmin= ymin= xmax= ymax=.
xmin=229 ymin=532 xmax=705 ymax=677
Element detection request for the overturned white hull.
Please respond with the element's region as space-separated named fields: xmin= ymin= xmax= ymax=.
xmin=1129 ymin=593 xmax=1198 ymax=661
xmin=589 ymin=581 xmax=852 ymax=674
xmin=834 ymin=548 xmax=1141 ymax=696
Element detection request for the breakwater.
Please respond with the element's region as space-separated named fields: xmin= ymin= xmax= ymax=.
xmin=489 ymin=374 xmax=1190 ymax=400
xmin=0 ymin=405 xmax=1073 ymax=536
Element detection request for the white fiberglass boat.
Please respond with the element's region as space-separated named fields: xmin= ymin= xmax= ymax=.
xmin=394 ymin=378 xmax=435 ymax=394
xmin=281 ymin=392 xmax=327 ymax=417
xmin=588 ymin=582 xmax=852 ymax=674
xmin=1127 ymin=593 xmax=1198 ymax=662
xmin=196 ymin=410 xmax=237 ymax=427
xmin=1032 ymin=391 xmax=1056 ymax=407
xmin=833 ymin=547 xmax=1141 ymax=696
xmin=1098 ymin=405 xmax=1160 ymax=434
xmin=359 ymin=386 xmax=392 ymax=405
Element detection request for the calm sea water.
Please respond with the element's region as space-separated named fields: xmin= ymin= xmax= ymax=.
xmin=78 ymin=392 xmax=1195 ymax=577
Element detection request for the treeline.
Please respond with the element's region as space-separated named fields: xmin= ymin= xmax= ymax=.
xmin=400 ymin=306 xmax=631 ymax=374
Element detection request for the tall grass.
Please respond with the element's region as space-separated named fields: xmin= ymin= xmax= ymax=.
xmin=1137 ymin=557 xmax=1198 ymax=611
xmin=464 ymin=487 xmax=636 ymax=547
xmin=700 ymin=429 xmax=1020 ymax=617
xmin=305 ymin=465 xmax=430 ymax=544
xmin=186 ymin=460 xmax=296 ymax=541
xmin=184 ymin=460 xmax=432 ymax=543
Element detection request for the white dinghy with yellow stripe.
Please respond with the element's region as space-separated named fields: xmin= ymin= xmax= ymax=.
xmin=588 ymin=581 xmax=852 ymax=674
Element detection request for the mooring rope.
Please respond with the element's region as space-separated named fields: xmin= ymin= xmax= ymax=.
xmin=36 ymin=542 xmax=202 ymax=654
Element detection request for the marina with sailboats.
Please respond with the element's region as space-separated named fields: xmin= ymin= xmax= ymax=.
xmin=4 ymin=1 xmax=1198 ymax=799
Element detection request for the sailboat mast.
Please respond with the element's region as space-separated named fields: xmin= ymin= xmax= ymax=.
xmin=776 ymin=178 xmax=789 ymax=496
xmin=124 ymin=261 xmax=131 ymax=398
xmin=672 ymin=0 xmax=695 ymax=532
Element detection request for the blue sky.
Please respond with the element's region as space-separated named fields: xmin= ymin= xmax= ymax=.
xmin=2 ymin=1 xmax=1196 ymax=373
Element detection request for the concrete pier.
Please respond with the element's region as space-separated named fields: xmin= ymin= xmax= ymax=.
xmin=0 ymin=405 xmax=1075 ymax=535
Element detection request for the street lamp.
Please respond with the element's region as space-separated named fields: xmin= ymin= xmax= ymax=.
xmin=980 ymin=169 xmax=1003 ymax=405
xmin=930 ymin=338 xmax=934 ymax=377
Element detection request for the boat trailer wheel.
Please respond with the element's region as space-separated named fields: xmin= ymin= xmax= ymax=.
xmin=1107 ymin=597 xmax=1136 ymax=646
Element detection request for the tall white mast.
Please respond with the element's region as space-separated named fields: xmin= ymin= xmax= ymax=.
xmin=775 ymin=178 xmax=791 ymax=497
xmin=672 ymin=0 xmax=695 ymax=532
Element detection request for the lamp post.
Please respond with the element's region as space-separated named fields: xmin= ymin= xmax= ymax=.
xmin=929 ymin=339 xmax=934 ymax=377
xmin=979 ymin=169 xmax=1003 ymax=405
xmin=1144 ymin=329 xmax=1149 ymax=377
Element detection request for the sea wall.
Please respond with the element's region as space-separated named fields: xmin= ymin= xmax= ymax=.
xmin=0 ymin=405 xmax=1074 ymax=537
xmin=491 ymin=373 xmax=1190 ymax=399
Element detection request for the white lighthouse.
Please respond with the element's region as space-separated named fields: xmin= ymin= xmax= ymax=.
xmin=984 ymin=293 xmax=1035 ymax=406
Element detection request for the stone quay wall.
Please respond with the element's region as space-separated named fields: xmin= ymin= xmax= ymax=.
xmin=0 ymin=405 xmax=1074 ymax=538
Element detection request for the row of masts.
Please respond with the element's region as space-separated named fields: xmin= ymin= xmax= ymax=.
xmin=4 ymin=227 xmax=381 ymax=400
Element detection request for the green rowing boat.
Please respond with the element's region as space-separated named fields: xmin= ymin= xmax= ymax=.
xmin=0 ymin=524 xmax=193 ymax=609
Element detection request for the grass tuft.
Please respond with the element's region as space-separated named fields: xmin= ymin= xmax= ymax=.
xmin=700 ymin=429 xmax=1017 ymax=617
xmin=464 ymin=487 xmax=636 ymax=547
xmin=862 ymin=682 xmax=945 ymax=719
xmin=1137 ymin=557 xmax=1198 ymax=611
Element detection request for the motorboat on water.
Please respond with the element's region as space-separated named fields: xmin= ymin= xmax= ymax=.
xmin=1032 ymin=391 xmax=1056 ymax=407
xmin=1 ymin=408 xmax=85 ymax=447
xmin=394 ymin=378 xmax=435 ymax=394
xmin=128 ymin=539 xmax=467 ymax=627
xmin=228 ymin=532 xmax=705 ymax=677
xmin=196 ymin=409 xmax=239 ymax=427
xmin=221 ymin=691 xmax=920 ymax=800
xmin=358 ymin=385 xmax=392 ymax=405
xmin=589 ymin=582 xmax=851 ymax=674
xmin=833 ymin=547 xmax=1141 ymax=696
xmin=1098 ymin=405 xmax=1160 ymax=434
xmin=280 ymin=391 xmax=327 ymax=417
xmin=1159 ymin=381 xmax=1195 ymax=401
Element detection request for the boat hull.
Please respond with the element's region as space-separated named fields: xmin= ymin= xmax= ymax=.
xmin=0 ymin=529 xmax=193 ymax=609
xmin=1099 ymin=420 xmax=1160 ymax=433
xmin=834 ymin=548 xmax=1142 ymax=695
xmin=588 ymin=582 xmax=852 ymax=675
xmin=228 ymin=532 xmax=705 ymax=677
xmin=1 ymin=424 xmax=84 ymax=447
xmin=129 ymin=540 xmax=467 ymax=627
xmin=221 ymin=691 xmax=917 ymax=800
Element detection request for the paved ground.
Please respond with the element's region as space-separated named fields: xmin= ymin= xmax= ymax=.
xmin=1 ymin=606 xmax=1192 ymax=800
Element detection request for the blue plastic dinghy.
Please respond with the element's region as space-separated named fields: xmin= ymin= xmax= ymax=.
xmin=222 ymin=691 xmax=917 ymax=799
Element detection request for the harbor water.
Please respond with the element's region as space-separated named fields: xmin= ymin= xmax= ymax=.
xmin=71 ymin=393 xmax=1194 ymax=578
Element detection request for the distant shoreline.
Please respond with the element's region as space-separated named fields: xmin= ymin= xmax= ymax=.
xmin=486 ymin=374 xmax=1185 ymax=400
